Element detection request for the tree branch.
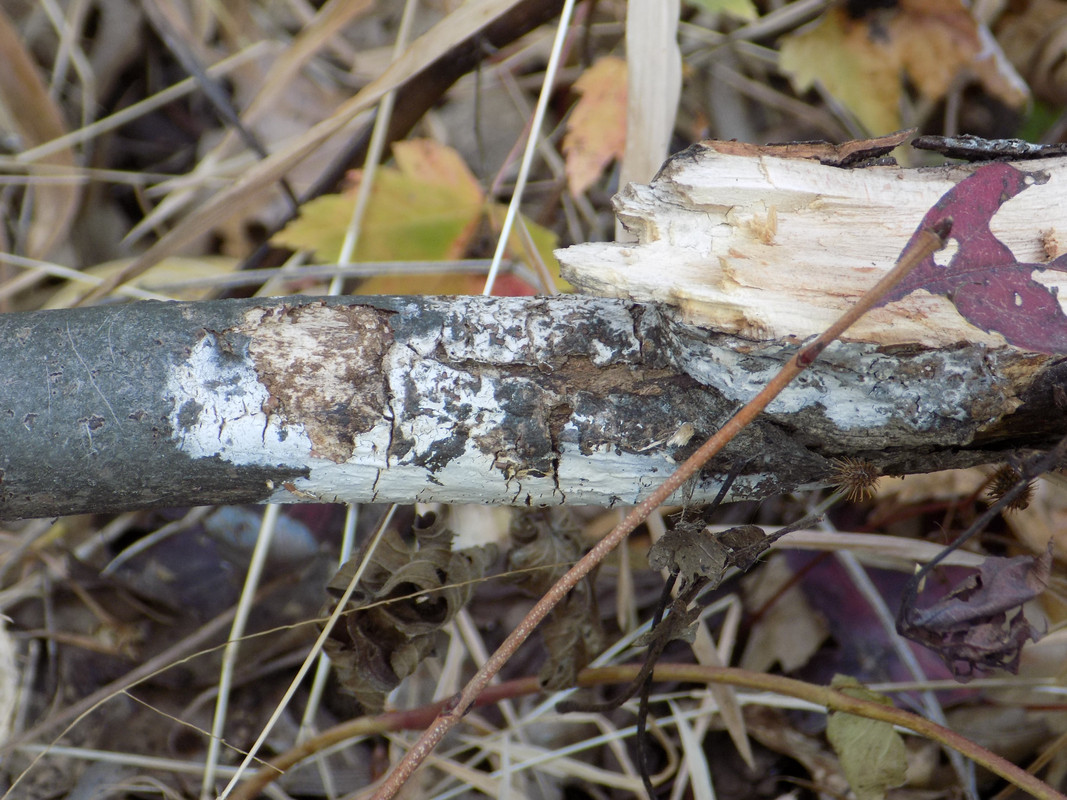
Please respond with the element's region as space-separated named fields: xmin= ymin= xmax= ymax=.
xmin=1 ymin=289 xmax=1062 ymax=520
xmin=6 ymin=139 xmax=1067 ymax=520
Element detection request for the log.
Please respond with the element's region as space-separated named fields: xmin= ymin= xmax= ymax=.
xmin=2 ymin=136 xmax=1066 ymax=520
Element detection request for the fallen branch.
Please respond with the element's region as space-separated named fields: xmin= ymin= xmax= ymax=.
xmin=366 ymin=222 xmax=949 ymax=799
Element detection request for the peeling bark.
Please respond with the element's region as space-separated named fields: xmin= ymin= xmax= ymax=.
xmin=1 ymin=293 xmax=1063 ymax=520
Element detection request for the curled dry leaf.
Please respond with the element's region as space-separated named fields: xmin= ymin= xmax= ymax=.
xmin=647 ymin=520 xmax=729 ymax=591
xmin=647 ymin=521 xmax=774 ymax=591
xmin=897 ymin=548 xmax=1052 ymax=680
xmin=322 ymin=512 xmax=497 ymax=712
xmin=507 ymin=509 xmax=603 ymax=689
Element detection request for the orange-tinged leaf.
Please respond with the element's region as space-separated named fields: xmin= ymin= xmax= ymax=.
xmin=391 ymin=138 xmax=484 ymax=207
xmin=272 ymin=139 xmax=485 ymax=263
xmin=563 ymin=56 xmax=627 ymax=196
xmin=894 ymin=0 xmax=1026 ymax=107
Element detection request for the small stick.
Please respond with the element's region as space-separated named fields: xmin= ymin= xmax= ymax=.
xmin=369 ymin=219 xmax=952 ymax=800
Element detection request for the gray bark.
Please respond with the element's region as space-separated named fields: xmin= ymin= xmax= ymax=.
xmin=1 ymin=293 xmax=1062 ymax=520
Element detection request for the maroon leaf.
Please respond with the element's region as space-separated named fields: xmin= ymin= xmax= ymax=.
xmin=880 ymin=162 xmax=1067 ymax=353
xmin=896 ymin=548 xmax=1051 ymax=680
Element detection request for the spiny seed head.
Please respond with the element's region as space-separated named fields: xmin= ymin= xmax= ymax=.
xmin=987 ymin=465 xmax=1034 ymax=512
xmin=829 ymin=457 xmax=881 ymax=502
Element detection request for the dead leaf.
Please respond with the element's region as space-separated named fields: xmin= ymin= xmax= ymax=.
xmin=323 ymin=512 xmax=497 ymax=712
xmin=0 ymin=7 xmax=79 ymax=259
xmin=780 ymin=1 xmax=1026 ymax=134
xmin=563 ymin=56 xmax=627 ymax=196
xmin=647 ymin=521 xmax=729 ymax=591
xmin=740 ymin=554 xmax=829 ymax=673
xmin=648 ymin=521 xmax=792 ymax=591
xmin=827 ymin=675 xmax=907 ymax=800
xmin=897 ymin=548 xmax=1052 ymax=680
xmin=507 ymin=509 xmax=603 ymax=689
xmin=997 ymin=0 xmax=1067 ymax=106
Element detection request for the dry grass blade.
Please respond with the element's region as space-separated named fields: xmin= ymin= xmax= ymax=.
xmin=72 ymin=0 xmax=528 ymax=306
xmin=367 ymin=222 xmax=951 ymax=798
xmin=0 ymin=7 xmax=78 ymax=259
xmin=231 ymin=661 xmax=1067 ymax=800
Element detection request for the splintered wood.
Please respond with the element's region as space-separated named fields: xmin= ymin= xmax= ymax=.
xmin=557 ymin=135 xmax=1067 ymax=350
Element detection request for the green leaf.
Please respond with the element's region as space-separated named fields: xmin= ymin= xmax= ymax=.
xmin=827 ymin=675 xmax=907 ymax=800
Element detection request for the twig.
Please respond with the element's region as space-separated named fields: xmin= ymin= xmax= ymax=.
xmin=368 ymin=219 xmax=952 ymax=799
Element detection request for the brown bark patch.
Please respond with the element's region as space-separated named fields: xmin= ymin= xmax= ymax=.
xmin=240 ymin=302 xmax=392 ymax=463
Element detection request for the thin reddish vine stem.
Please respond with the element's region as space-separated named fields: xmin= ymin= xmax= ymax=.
xmin=369 ymin=221 xmax=952 ymax=799
xmin=237 ymin=659 xmax=1065 ymax=800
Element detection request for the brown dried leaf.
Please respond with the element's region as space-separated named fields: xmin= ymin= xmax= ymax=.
xmin=780 ymin=1 xmax=1025 ymax=134
xmin=648 ymin=521 xmax=729 ymax=591
xmin=897 ymin=548 xmax=1052 ymax=680
xmin=538 ymin=594 xmax=605 ymax=690
xmin=323 ymin=512 xmax=497 ymax=712
xmin=507 ymin=508 xmax=584 ymax=595
xmin=508 ymin=509 xmax=602 ymax=689
xmin=997 ymin=0 xmax=1067 ymax=106
xmin=648 ymin=522 xmax=779 ymax=590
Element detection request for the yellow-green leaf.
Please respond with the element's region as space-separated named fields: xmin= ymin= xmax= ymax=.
xmin=827 ymin=675 xmax=907 ymax=800
xmin=779 ymin=8 xmax=901 ymax=134
xmin=272 ymin=139 xmax=485 ymax=263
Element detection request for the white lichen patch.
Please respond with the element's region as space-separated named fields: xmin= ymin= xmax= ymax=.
xmin=165 ymin=333 xmax=312 ymax=466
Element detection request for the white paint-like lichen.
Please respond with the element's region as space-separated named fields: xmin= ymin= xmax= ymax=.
xmin=165 ymin=334 xmax=312 ymax=466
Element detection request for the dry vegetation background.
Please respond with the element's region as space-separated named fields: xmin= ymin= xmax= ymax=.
xmin=5 ymin=0 xmax=1067 ymax=799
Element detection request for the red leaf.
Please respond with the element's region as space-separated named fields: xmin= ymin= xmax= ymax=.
xmin=881 ymin=162 xmax=1067 ymax=353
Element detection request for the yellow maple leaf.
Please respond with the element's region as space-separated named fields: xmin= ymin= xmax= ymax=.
xmin=272 ymin=138 xmax=568 ymax=295
xmin=780 ymin=1 xmax=1026 ymax=135
xmin=273 ymin=138 xmax=485 ymax=264
xmin=779 ymin=8 xmax=903 ymax=134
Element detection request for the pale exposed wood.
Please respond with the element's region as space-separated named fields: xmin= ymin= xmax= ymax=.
xmin=558 ymin=141 xmax=1067 ymax=349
